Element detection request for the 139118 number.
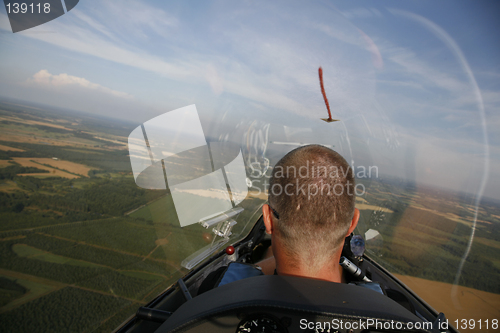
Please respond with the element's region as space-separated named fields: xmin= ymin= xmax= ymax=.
xmin=454 ymin=319 xmax=498 ymax=330
xmin=6 ymin=2 xmax=51 ymax=14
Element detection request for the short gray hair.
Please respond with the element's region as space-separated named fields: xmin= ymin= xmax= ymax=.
xmin=268 ymin=145 xmax=355 ymax=272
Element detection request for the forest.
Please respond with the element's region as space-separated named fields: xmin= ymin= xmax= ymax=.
xmin=0 ymin=103 xmax=184 ymax=332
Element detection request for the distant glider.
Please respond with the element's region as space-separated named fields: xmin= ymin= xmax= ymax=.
xmin=318 ymin=67 xmax=339 ymax=123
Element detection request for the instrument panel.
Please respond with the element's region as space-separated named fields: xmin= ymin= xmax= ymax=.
xmin=236 ymin=313 xmax=288 ymax=333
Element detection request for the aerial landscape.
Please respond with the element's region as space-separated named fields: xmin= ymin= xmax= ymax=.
xmin=0 ymin=0 xmax=499 ymax=331
xmin=0 ymin=100 xmax=187 ymax=332
xmin=0 ymin=100 xmax=499 ymax=332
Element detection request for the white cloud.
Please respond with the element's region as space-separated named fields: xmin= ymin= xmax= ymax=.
xmin=26 ymin=69 xmax=132 ymax=99
xmin=94 ymin=0 xmax=178 ymax=40
xmin=367 ymin=127 xmax=489 ymax=194
xmin=376 ymin=79 xmax=425 ymax=90
xmin=0 ymin=1 xmax=378 ymax=120
xmin=1 ymin=2 xmax=496 ymax=140
xmin=0 ymin=1 xmax=374 ymax=123
xmin=71 ymin=10 xmax=117 ymax=41
xmin=376 ymin=41 xmax=470 ymax=96
xmin=340 ymin=7 xmax=382 ymax=20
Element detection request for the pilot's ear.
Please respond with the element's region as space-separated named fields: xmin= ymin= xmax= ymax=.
xmin=262 ymin=204 xmax=274 ymax=235
xmin=346 ymin=208 xmax=359 ymax=236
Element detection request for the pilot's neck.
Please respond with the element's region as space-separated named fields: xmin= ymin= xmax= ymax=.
xmin=271 ymin=237 xmax=344 ymax=283
xmin=277 ymin=267 xmax=344 ymax=283
xmin=275 ymin=257 xmax=344 ymax=283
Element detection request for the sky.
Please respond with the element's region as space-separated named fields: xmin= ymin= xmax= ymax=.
xmin=0 ymin=0 xmax=499 ymax=200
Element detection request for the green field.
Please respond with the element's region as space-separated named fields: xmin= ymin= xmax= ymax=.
xmin=357 ymin=180 xmax=500 ymax=293
xmin=129 ymin=195 xmax=223 ymax=263
xmin=0 ymin=287 xmax=135 ymax=333
xmin=0 ymin=275 xmax=59 ymax=312
xmin=42 ymin=218 xmax=159 ymax=256
xmin=13 ymin=244 xmax=104 ymax=268
xmin=0 ymin=102 xmax=188 ymax=332
xmin=129 ymin=194 xmax=176 ymax=221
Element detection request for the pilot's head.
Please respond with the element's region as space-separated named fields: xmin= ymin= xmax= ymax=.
xmin=263 ymin=144 xmax=359 ymax=276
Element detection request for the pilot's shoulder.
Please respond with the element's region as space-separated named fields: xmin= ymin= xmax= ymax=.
xmin=198 ymin=262 xmax=263 ymax=295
